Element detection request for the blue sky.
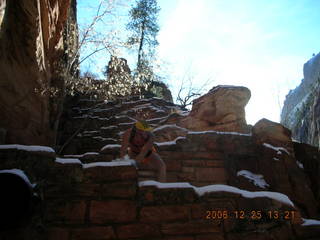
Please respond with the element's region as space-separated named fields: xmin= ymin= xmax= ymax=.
xmin=77 ymin=0 xmax=320 ymax=125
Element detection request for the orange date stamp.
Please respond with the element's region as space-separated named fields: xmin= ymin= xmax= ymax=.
xmin=206 ymin=210 xmax=297 ymax=221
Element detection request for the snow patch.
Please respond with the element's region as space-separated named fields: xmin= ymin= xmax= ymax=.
xmin=273 ymin=157 xmax=280 ymax=161
xmin=237 ymin=170 xmax=270 ymax=189
xmin=263 ymin=143 xmax=290 ymax=155
xmin=0 ymin=144 xmax=55 ymax=153
xmin=139 ymin=181 xmax=294 ymax=207
xmin=188 ymin=130 xmax=251 ymax=136
xmin=302 ymin=218 xmax=320 ymax=226
xmin=101 ymin=144 xmax=121 ymax=151
xmin=55 ymin=158 xmax=82 ymax=165
xmin=153 ymin=124 xmax=188 ymax=132
xmin=101 ymin=126 xmax=118 ymax=130
xmin=155 ymin=136 xmax=186 ymax=146
xmin=296 ymin=161 xmax=304 ymax=169
xmin=83 ymin=161 xmax=132 ymax=169
xmin=63 ymin=152 xmax=99 ymax=158
xmin=0 ymin=169 xmax=36 ymax=188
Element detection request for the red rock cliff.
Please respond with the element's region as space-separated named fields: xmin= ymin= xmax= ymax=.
xmin=0 ymin=0 xmax=73 ymax=145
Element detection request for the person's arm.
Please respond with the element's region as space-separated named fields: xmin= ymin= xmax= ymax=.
xmin=136 ymin=132 xmax=154 ymax=161
xmin=120 ymin=129 xmax=131 ymax=158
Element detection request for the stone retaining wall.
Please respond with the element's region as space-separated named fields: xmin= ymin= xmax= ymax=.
xmin=0 ymin=146 xmax=313 ymax=240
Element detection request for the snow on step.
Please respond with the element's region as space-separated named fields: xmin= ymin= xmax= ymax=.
xmin=263 ymin=143 xmax=290 ymax=155
xmin=55 ymin=156 xmax=135 ymax=169
xmin=0 ymin=169 xmax=36 ymax=188
xmin=153 ymin=124 xmax=188 ymax=133
xmin=101 ymin=144 xmax=121 ymax=152
xmin=188 ymin=130 xmax=252 ymax=136
xmin=83 ymin=161 xmax=133 ymax=169
xmin=237 ymin=170 xmax=270 ymax=189
xmin=302 ymin=218 xmax=320 ymax=226
xmin=56 ymin=158 xmax=82 ymax=165
xmin=296 ymin=161 xmax=304 ymax=169
xmin=155 ymin=137 xmax=186 ymax=146
xmin=101 ymin=126 xmax=118 ymax=130
xmin=0 ymin=144 xmax=55 ymax=154
xmin=63 ymin=152 xmax=99 ymax=158
xmin=139 ymin=181 xmax=294 ymax=207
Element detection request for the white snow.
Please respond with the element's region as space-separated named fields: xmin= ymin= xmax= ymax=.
xmin=153 ymin=124 xmax=188 ymax=133
xmin=155 ymin=136 xmax=186 ymax=146
xmin=273 ymin=157 xmax=280 ymax=161
xmin=296 ymin=161 xmax=304 ymax=169
xmin=302 ymin=218 xmax=320 ymax=226
xmin=55 ymin=158 xmax=82 ymax=165
xmin=63 ymin=152 xmax=99 ymax=158
xmin=112 ymin=154 xmax=137 ymax=168
xmin=139 ymin=181 xmax=294 ymax=207
xmin=237 ymin=170 xmax=270 ymax=189
xmin=83 ymin=161 xmax=132 ymax=169
xmin=263 ymin=143 xmax=290 ymax=155
xmin=0 ymin=169 xmax=36 ymax=188
xmin=147 ymin=116 xmax=168 ymax=122
xmin=83 ymin=130 xmax=99 ymax=134
xmin=101 ymin=144 xmax=121 ymax=151
xmin=0 ymin=144 xmax=55 ymax=153
xmin=93 ymin=136 xmax=112 ymax=141
xmin=179 ymin=111 xmax=190 ymax=116
xmin=188 ymin=130 xmax=251 ymax=136
xmin=101 ymin=125 xmax=118 ymax=130
xmin=55 ymin=155 xmax=135 ymax=169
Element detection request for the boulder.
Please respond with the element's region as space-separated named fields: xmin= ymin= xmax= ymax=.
xmin=179 ymin=85 xmax=251 ymax=133
xmin=253 ymin=118 xmax=292 ymax=150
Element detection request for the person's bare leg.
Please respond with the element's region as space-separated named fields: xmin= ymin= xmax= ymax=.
xmin=148 ymin=153 xmax=166 ymax=182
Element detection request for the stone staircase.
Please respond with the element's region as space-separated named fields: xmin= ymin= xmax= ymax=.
xmin=1 ymin=92 xmax=320 ymax=239
xmin=58 ymin=96 xmax=185 ymax=181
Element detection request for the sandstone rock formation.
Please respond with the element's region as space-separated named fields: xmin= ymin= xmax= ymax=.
xmin=0 ymin=0 xmax=76 ymax=145
xmin=281 ymin=52 xmax=320 ymax=147
xmin=179 ymin=85 xmax=251 ymax=133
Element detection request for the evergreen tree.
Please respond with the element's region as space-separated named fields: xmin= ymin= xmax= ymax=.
xmin=126 ymin=0 xmax=160 ymax=83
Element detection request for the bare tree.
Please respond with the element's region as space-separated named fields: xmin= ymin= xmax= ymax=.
xmin=176 ymin=71 xmax=214 ymax=109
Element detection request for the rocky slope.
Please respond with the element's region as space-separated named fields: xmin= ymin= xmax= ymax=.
xmin=1 ymin=85 xmax=320 ymax=239
xmin=0 ymin=0 xmax=77 ymax=145
xmin=281 ymin=52 xmax=320 ymax=147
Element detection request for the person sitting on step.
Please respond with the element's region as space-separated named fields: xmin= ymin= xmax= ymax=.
xmin=120 ymin=119 xmax=166 ymax=182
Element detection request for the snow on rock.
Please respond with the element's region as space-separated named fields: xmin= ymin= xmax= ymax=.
xmin=101 ymin=126 xmax=118 ymax=130
xmin=188 ymin=130 xmax=252 ymax=136
xmin=153 ymin=124 xmax=188 ymax=133
xmin=55 ymin=155 xmax=135 ymax=169
xmin=302 ymin=218 xmax=320 ymax=226
xmin=0 ymin=169 xmax=36 ymax=188
xmin=296 ymin=161 xmax=304 ymax=169
xmin=237 ymin=170 xmax=270 ymax=189
xmin=112 ymin=154 xmax=137 ymax=168
xmin=139 ymin=181 xmax=294 ymax=207
xmin=83 ymin=161 xmax=133 ymax=169
xmin=263 ymin=143 xmax=290 ymax=155
xmin=101 ymin=144 xmax=121 ymax=152
xmin=55 ymin=157 xmax=82 ymax=165
xmin=155 ymin=136 xmax=186 ymax=146
xmin=0 ymin=144 xmax=55 ymax=153
xmin=147 ymin=116 xmax=168 ymax=122
xmin=63 ymin=152 xmax=99 ymax=158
